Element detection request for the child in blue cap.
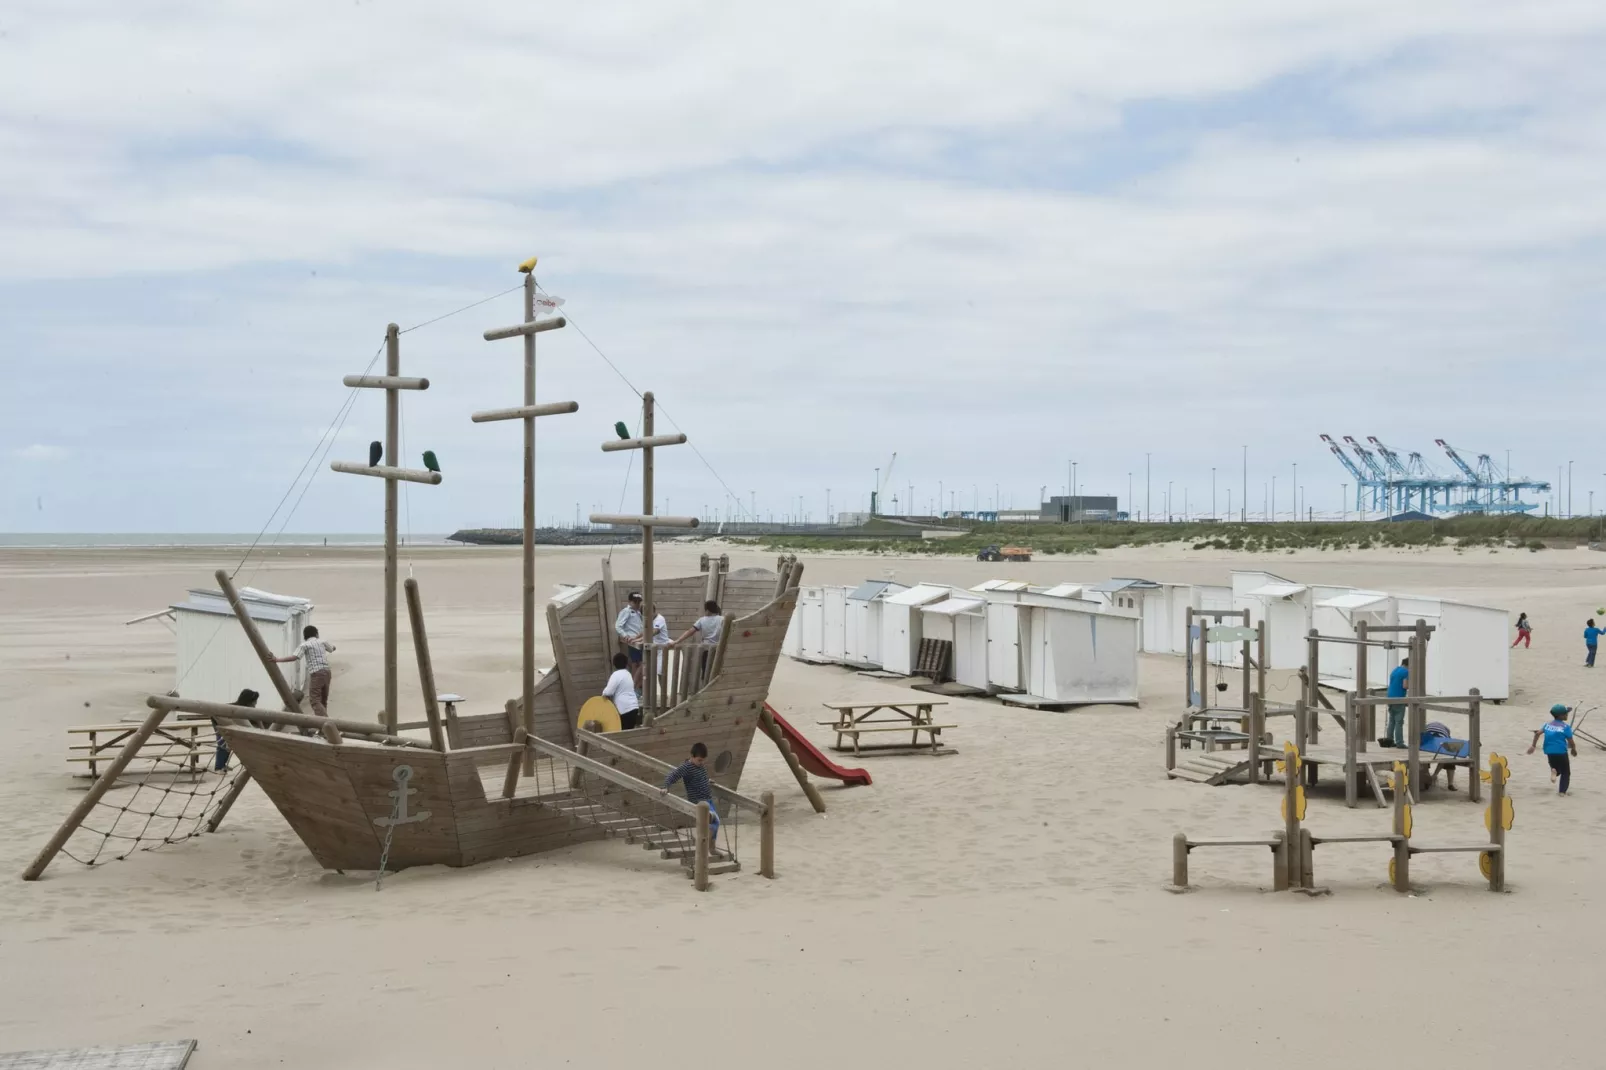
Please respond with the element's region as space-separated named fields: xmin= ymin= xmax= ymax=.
xmin=1528 ymin=704 xmax=1579 ymax=794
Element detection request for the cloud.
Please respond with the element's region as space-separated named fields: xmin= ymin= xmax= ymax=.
xmin=1 ymin=1 xmax=1604 ymax=529
xmin=14 ymin=444 xmax=67 ymax=461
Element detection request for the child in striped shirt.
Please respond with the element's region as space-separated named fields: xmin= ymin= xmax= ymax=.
xmin=662 ymin=742 xmax=719 ymax=841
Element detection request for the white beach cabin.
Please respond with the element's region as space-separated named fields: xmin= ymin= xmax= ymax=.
xmin=785 ymin=584 xmax=851 ymax=664
xmin=967 ymin=581 xmax=1033 ymax=692
xmin=1393 ymin=593 xmax=1510 ymax=701
xmin=844 ymin=579 xmax=908 ymax=668
xmin=170 ymin=586 xmax=314 ymax=703
xmin=919 ymin=593 xmax=990 ymax=689
xmin=1311 ymin=588 xmax=1392 ymax=688
xmin=1232 ymin=571 xmax=1313 ymax=669
xmin=1011 ymin=591 xmax=1141 ymax=705
xmin=879 ymin=583 xmax=954 ymax=675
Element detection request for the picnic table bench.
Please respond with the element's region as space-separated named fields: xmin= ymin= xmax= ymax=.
xmin=66 ymin=719 xmax=217 ymax=779
xmin=818 ymin=701 xmax=956 ymax=756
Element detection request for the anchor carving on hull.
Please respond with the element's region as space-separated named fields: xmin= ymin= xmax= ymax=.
xmin=374 ymin=765 xmax=431 ymax=827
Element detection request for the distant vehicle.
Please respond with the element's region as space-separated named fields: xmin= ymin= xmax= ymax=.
xmin=977 ymin=545 xmax=1032 ymax=562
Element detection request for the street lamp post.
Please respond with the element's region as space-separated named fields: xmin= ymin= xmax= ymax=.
xmin=1341 ymin=484 xmax=1347 ymax=522
xmin=1242 ymin=445 xmax=1248 ymax=523
xmin=1072 ymin=461 xmax=1078 ymax=523
xmin=1211 ymin=467 xmax=1216 ymax=520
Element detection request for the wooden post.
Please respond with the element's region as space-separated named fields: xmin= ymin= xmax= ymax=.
xmin=694 ymin=801 xmax=711 ymax=891
xmin=320 ymin=721 xmax=344 ymax=744
xmin=1344 ymin=691 xmax=1358 ymax=808
xmin=1356 ymin=618 xmax=1371 ymax=745
xmin=1184 ymin=607 xmax=1196 ymax=707
xmin=1468 ymin=689 xmax=1483 ymax=804
xmin=503 ymin=727 xmax=528 ymax=798
xmin=641 ymin=392 xmax=657 ymax=723
xmin=709 ymin=612 xmax=736 ymax=680
xmin=1307 ymin=629 xmax=1321 ymax=745
xmin=1171 ymin=832 xmax=1189 ymax=889
xmin=1240 ymin=617 xmax=1251 ymax=710
xmin=600 ymin=557 xmax=620 ymax=663
xmin=377 ymin=322 xmax=398 ymax=731
xmin=204 ymin=762 xmax=256 ymax=833
xmin=1255 ymin=620 xmax=1267 ymax=702
xmin=1487 ymin=759 xmax=1506 ymax=892
xmin=1299 ymin=827 xmax=1315 ymax=890
xmin=1284 ymin=747 xmax=1303 ymax=889
xmin=1165 ymin=725 xmax=1177 ymax=772
xmin=1248 ymin=693 xmax=1263 ymax=784
xmin=1198 ymin=610 xmax=1210 ymax=710
xmin=1271 ymin=830 xmax=1289 ymax=891
xmin=760 ymin=791 xmax=776 ymax=878
xmin=546 ymin=602 xmax=580 ymax=735
xmin=403 ymin=578 xmax=447 ymax=751
xmin=1294 ymin=698 xmax=1308 ymax=759
xmin=1391 ymin=763 xmax=1410 ymax=892
xmin=521 ymin=277 xmax=538 ymax=770
xmin=23 ymin=705 xmax=171 ymax=880
xmin=1408 ymin=623 xmax=1427 ymax=803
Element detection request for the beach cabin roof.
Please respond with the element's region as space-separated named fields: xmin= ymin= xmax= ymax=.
xmin=550 ymin=583 xmax=593 ymax=608
xmin=970 ymin=579 xmax=1030 ymax=593
xmin=1038 ymin=582 xmax=1087 ymax=599
xmin=170 ymin=587 xmax=310 ymax=623
xmin=1315 ymin=591 xmax=1389 ymax=610
xmin=884 ymin=583 xmax=952 ymax=607
xmin=847 ymin=579 xmax=906 ymax=601
xmin=1246 ymin=581 xmax=1307 ymax=599
xmin=1088 ymin=578 xmax=1160 ymax=593
xmin=922 ymin=597 xmax=986 ymax=617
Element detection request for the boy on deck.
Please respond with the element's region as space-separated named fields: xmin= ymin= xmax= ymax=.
xmin=1528 ymin=703 xmax=1579 ymax=795
xmin=601 ymin=652 xmax=642 ymax=730
xmin=272 ymin=625 xmax=336 ymax=717
xmin=661 ymin=742 xmax=719 ymax=842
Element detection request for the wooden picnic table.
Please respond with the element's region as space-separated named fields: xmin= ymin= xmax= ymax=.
xmin=818 ymin=701 xmax=956 ymax=756
xmin=66 ymin=719 xmax=217 ymax=779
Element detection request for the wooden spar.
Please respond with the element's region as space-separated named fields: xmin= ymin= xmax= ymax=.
xmin=1408 ymin=621 xmax=1427 ymax=803
xmin=384 ymin=323 xmax=399 ymax=732
xmin=215 ymin=569 xmax=302 ymax=714
xmin=709 ymin=613 xmax=736 ymax=679
xmin=22 ymin=704 xmax=171 ymax=880
xmin=694 ymin=801 xmax=710 ymax=891
xmin=475 ymin=264 xmax=575 ymax=775
xmin=1391 ymin=763 xmax=1410 ymax=891
xmin=144 ymin=695 xmax=430 ymax=746
xmin=471 ymin=401 xmax=579 ymax=423
xmin=1487 ymin=757 xmax=1506 ymax=891
xmin=502 ymin=727 xmax=528 ymax=798
xmin=602 ymin=433 xmax=687 ymax=452
xmin=329 ymin=462 xmax=442 ymax=485
xmin=600 ymin=557 xmax=620 ymax=664
xmin=545 ymin=602 xmax=580 ymax=730
xmin=587 ymin=513 xmax=700 ymax=528
xmin=760 ymin=791 xmax=776 ymax=879
xmin=1468 ymin=688 xmax=1483 ymax=804
xmin=343 ymin=374 xmax=429 ymax=390
xmin=320 ymin=721 xmax=344 ymax=744
xmin=403 ymin=578 xmax=447 ymax=751
xmin=328 ymin=323 xmax=447 ymax=732
xmin=642 ymin=391 xmax=656 ymax=723
xmin=1356 ymin=617 xmax=1371 ymax=745
xmin=481 ymin=315 xmax=567 ymax=341
xmin=521 ymin=280 xmax=536 ymax=770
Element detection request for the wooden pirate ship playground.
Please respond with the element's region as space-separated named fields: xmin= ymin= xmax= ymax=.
xmin=23 ymin=261 xmax=847 ymax=891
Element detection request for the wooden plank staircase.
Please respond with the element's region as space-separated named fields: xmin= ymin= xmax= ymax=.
xmin=538 ymin=790 xmax=740 ymax=877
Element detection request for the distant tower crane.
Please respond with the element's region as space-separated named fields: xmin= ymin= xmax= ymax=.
xmin=870 ymin=453 xmax=898 ymax=516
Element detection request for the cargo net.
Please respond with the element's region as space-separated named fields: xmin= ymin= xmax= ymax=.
xmin=60 ymin=727 xmax=246 ymax=867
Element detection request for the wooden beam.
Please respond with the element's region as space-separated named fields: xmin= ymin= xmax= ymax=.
xmin=343 ymin=375 xmax=429 ymax=390
xmin=403 ymin=578 xmax=447 ymax=751
xmin=471 ymin=401 xmax=579 ymax=423
xmin=577 ymin=728 xmax=766 ymax=814
xmin=758 ymin=705 xmax=827 ymax=814
xmin=588 ymin=513 xmax=701 ymax=529
xmin=760 ymin=791 xmax=775 ymax=879
xmin=601 ymin=433 xmax=688 ymax=452
xmin=546 ymin=602 xmax=581 ymax=736
xmin=384 ymin=323 xmax=399 ymax=732
xmin=144 ymin=695 xmax=428 ymax=746
xmin=22 ymin=704 xmax=171 ymax=880
xmin=329 ymin=462 xmax=442 ymax=485
xmin=694 ymin=802 xmax=711 ymax=891
xmin=483 ymin=315 xmax=567 ymax=341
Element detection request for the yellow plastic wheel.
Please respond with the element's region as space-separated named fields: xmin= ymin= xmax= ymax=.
xmin=1294 ymin=785 xmax=1307 ymax=821
xmin=577 ymin=696 xmax=622 ymax=734
xmin=1400 ymin=803 xmax=1413 ymax=840
xmin=1479 ymin=852 xmax=1494 ymax=880
xmin=1500 ymin=796 xmax=1515 ymax=831
xmin=1388 ymin=857 xmax=1397 ymax=884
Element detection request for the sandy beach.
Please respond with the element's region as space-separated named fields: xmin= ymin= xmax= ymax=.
xmin=2 ymin=541 xmax=1603 ymax=1067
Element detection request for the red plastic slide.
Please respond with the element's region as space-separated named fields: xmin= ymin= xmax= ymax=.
xmin=764 ymin=703 xmax=872 ymax=787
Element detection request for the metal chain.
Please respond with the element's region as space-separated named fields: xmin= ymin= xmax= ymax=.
xmin=375 ymin=791 xmax=402 ymax=891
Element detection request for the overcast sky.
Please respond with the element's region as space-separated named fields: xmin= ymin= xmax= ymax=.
xmin=4 ymin=1 xmax=1604 ymax=532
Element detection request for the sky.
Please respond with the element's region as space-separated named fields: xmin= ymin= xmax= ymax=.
xmin=3 ymin=1 xmax=1605 ymax=531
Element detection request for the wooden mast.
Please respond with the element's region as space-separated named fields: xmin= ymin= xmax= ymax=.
xmin=590 ymin=404 xmax=696 ymax=726
xmin=476 ymin=257 xmax=575 ymax=770
xmin=330 ymin=324 xmax=441 ymax=732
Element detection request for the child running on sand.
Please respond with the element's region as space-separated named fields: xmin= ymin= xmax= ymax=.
xmin=1512 ymin=612 xmax=1531 ymax=648
xmin=1528 ymin=704 xmax=1579 ymax=795
xmin=1585 ymin=620 xmax=1603 ymax=668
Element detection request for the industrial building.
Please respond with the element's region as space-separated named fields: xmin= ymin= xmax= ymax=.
xmin=1040 ymin=495 xmax=1121 ymax=522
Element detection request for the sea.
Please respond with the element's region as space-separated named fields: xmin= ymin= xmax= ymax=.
xmin=0 ymin=533 xmax=454 ymax=548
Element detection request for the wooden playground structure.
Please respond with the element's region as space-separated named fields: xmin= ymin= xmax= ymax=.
xmin=22 ymin=262 xmax=834 ymax=891
xmin=1171 ymin=743 xmax=1512 ymax=894
xmin=1166 ymin=610 xmax=1485 ymax=809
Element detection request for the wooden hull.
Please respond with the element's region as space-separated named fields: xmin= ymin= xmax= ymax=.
xmin=225 ymin=579 xmax=798 ymax=872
